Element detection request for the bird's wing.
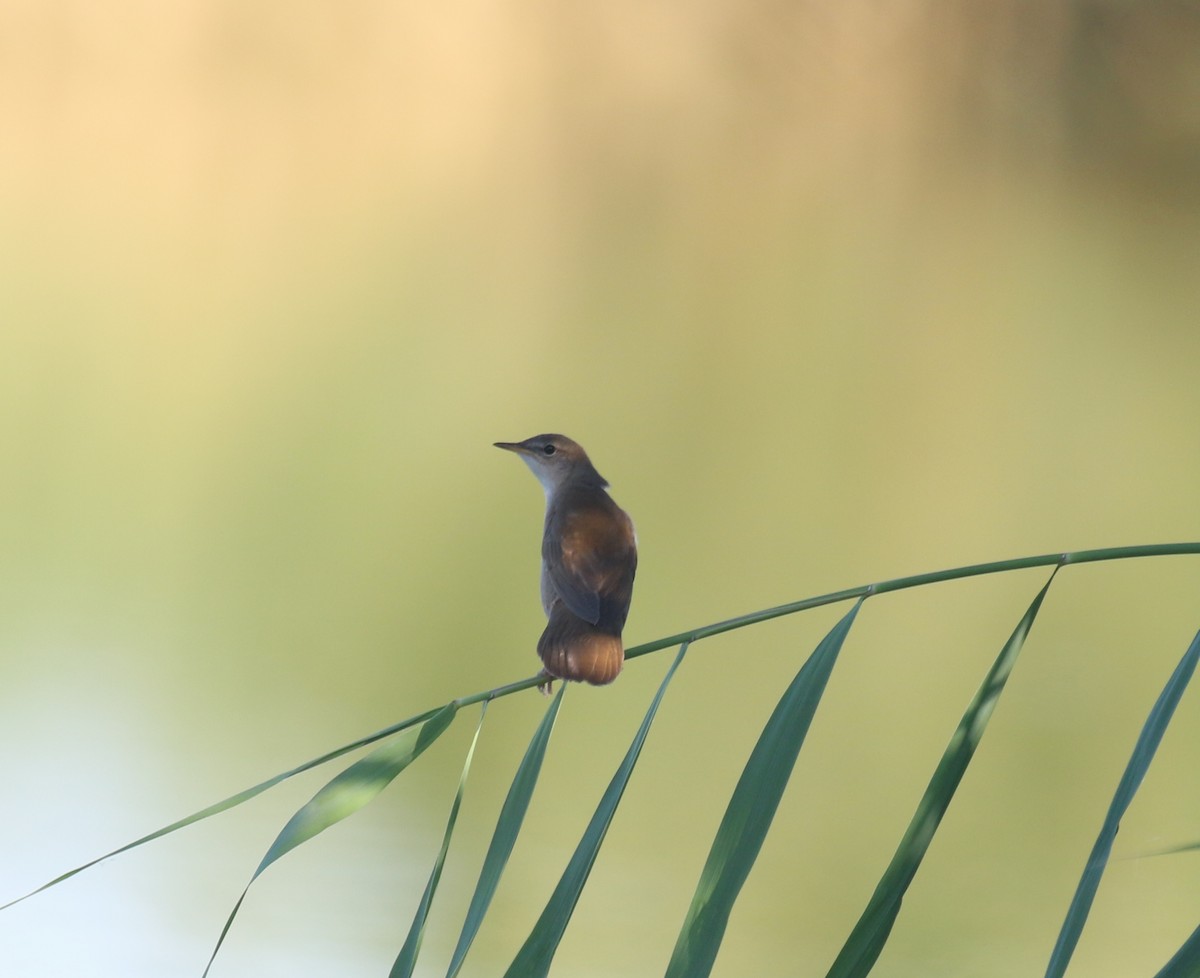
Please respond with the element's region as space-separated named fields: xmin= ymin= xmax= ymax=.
xmin=544 ymin=501 xmax=635 ymax=626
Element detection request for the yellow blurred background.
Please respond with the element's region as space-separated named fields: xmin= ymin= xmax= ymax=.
xmin=2 ymin=2 xmax=1200 ymax=976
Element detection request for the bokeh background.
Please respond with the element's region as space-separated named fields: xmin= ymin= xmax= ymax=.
xmin=2 ymin=2 xmax=1200 ymax=976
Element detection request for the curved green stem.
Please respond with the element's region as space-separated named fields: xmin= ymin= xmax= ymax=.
xmin=461 ymin=543 xmax=1200 ymax=709
xmin=623 ymin=542 xmax=1200 ymax=661
xmin=5 ymin=542 xmax=1196 ymax=914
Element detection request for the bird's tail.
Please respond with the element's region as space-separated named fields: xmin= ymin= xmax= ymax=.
xmin=537 ymin=608 xmax=624 ymax=685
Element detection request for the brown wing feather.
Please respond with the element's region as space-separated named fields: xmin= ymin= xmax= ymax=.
xmin=542 ymin=485 xmax=637 ymax=632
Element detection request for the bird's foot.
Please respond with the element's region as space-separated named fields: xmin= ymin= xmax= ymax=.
xmin=536 ymin=670 xmax=555 ymax=696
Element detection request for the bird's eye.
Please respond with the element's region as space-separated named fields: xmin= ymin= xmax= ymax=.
xmin=542 ymin=444 xmax=557 ymax=456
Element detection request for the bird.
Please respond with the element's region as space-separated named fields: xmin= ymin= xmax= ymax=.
xmin=494 ymin=434 xmax=637 ymax=689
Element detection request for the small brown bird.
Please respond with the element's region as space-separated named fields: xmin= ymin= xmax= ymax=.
xmin=494 ymin=434 xmax=637 ymax=687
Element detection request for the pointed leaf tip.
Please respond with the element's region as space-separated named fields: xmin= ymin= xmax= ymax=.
xmin=446 ymin=686 xmax=565 ymax=978
xmin=503 ymin=642 xmax=689 ymax=978
xmin=666 ymin=603 xmax=860 ymax=978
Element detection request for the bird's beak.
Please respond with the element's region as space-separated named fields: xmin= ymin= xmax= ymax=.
xmin=493 ymin=440 xmax=527 ymax=454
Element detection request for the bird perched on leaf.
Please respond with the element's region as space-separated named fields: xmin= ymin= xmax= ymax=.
xmin=495 ymin=434 xmax=637 ymax=690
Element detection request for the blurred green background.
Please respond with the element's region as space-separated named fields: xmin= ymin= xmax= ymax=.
xmin=2 ymin=2 xmax=1200 ymax=976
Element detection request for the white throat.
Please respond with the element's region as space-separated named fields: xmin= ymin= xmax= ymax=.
xmin=520 ymin=457 xmax=561 ymax=501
